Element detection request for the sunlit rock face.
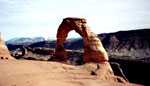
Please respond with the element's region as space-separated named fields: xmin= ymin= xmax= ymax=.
xmin=0 ymin=33 xmax=14 ymax=60
xmin=51 ymin=17 xmax=108 ymax=63
xmin=50 ymin=17 xmax=130 ymax=84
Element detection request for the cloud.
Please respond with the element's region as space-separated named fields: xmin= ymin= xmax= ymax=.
xmin=0 ymin=0 xmax=150 ymax=41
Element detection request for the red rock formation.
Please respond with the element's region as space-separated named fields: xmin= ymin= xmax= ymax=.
xmin=0 ymin=33 xmax=14 ymax=59
xmin=51 ymin=17 xmax=108 ymax=63
xmin=50 ymin=17 xmax=129 ymax=84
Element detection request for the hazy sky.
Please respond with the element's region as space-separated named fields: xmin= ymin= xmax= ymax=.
xmin=0 ymin=0 xmax=150 ymax=41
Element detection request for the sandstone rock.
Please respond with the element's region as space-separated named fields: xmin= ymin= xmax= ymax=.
xmin=50 ymin=17 xmax=130 ymax=84
xmin=0 ymin=60 xmax=140 ymax=86
xmin=99 ymin=29 xmax=150 ymax=50
xmin=51 ymin=17 xmax=108 ymax=63
xmin=17 ymin=47 xmax=53 ymax=61
xmin=110 ymin=62 xmax=129 ymax=82
xmin=0 ymin=33 xmax=14 ymax=59
xmin=108 ymin=35 xmax=119 ymax=50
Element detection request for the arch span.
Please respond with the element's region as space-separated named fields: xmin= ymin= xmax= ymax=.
xmin=51 ymin=17 xmax=109 ymax=63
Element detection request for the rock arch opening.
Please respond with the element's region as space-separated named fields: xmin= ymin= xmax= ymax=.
xmin=50 ymin=17 xmax=109 ymax=63
xmin=64 ymin=30 xmax=83 ymax=50
xmin=67 ymin=30 xmax=81 ymax=40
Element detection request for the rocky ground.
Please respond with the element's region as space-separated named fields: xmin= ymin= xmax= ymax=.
xmin=4 ymin=29 xmax=150 ymax=86
xmin=9 ymin=47 xmax=150 ymax=85
xmin=0 ymin=60 xmax=141 ymax=86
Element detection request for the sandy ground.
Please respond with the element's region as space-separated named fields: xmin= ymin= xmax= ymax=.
xmin=0 ymin=60 xmax=141 ymax=86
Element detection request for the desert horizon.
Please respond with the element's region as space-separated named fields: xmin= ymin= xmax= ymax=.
xmin=1 ymin=17 xmax=150 ymax=86
xmin=1 ymin=0 xmax=150 ymax=86
xmin=1 ymin=28 xmax=149 ymax=42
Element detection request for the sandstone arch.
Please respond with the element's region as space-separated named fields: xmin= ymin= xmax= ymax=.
xmin=0 ymin=33 xmax=14 ymax=59
xmin=51 ymin=17 xmax=109 ymax=63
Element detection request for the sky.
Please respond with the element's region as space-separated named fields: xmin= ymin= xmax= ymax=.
xmin=0 ymin=0 xmax=150 ymax=41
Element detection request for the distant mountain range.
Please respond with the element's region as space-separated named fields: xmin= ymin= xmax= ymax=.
xmin=6 ymin=29 xmax=150 ymax=49
xmin=58 ymin=28 xmax=150 ymax=51
xmin=5 ymin=37 xmax=45 ymax=44
xmin=6 ymin=29 xmax=150 ymax=50
xmin=99 ymin=29 xmax=150 ymax=50
xmin=6 ymin=29 xmax=150 ymax=58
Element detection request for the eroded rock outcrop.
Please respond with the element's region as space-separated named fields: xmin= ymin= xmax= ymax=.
xmin=99 ymin=29 xmax=150 ymax=50
xmin=51 ymin=17 xmax=108 ymax=63
xmin=13 ymin=47 xmax=53 ymax=61
xmin=0 ymin=33 xmax=14 ymax=59
xmin=50 ymin=17 xmax=129 ymax=84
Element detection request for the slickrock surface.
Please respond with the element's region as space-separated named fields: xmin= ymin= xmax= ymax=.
xmin=0 ymin=60 xmax=141 ymax=86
